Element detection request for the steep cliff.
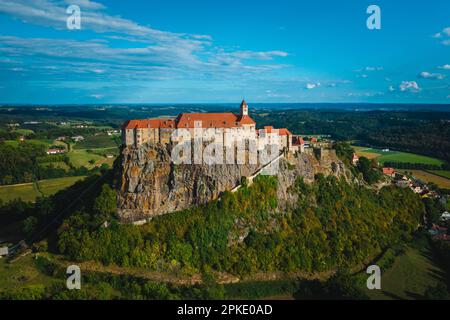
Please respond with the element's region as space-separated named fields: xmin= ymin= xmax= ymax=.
xmin=116 ymin=144 xmax=350 ymax=222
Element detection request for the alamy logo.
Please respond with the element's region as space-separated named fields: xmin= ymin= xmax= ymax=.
xmin=366 ymin=5 xmax=381 ymax=30
xmin=366 ymin=265 xmax=381 ymax=290
xmin=66 ymin=5 xmax=81 ymax=30
xmin=66 ymin=265 xmax=81 ymax=290
xmin=170 ymin=123 xmax=282 ymax=175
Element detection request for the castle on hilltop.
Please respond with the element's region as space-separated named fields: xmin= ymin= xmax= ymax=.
xmin=122 ymin=100 xmax=304 ymax=153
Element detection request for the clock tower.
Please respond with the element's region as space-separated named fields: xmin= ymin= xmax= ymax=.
xmin=240 ymin=99 xmax=248 ymax=116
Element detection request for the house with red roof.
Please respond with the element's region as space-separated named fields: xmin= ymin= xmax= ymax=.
xmin=382 ymin=167 xmax=396 ymax=177
xmin=352 ymin=154 xmax=359 ymax=165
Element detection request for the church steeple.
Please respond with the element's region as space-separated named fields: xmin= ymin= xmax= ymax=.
xmin=240 ymin=99 xmax=248 ymax=116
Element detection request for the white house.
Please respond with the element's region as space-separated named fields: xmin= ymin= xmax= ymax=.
xmin=0 ymin=247 xmax=8 ymax=258
xmin=441 ymin=211 xmax=450 ymax=221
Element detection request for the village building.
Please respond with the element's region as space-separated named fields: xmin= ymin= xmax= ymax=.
xmin=46 ymin=148 xmax=66 ymax=155
xmin=382 ymin=167 xmax=396 ymax=177
xmin=71 ymin=135 xmax=85 ymax=142
xmin=122 ymin=100 xmax=303 ymax=153
xmin=0 ymin=246 xmax=8 ymax=258
xmin=352 ymin=154 xmax=359 ymax=165
xmin=441 ymin=211 xmax=450 ymax=221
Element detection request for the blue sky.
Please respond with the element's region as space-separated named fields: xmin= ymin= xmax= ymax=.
xmin=0 ymin=0 xmax=449 ymax=104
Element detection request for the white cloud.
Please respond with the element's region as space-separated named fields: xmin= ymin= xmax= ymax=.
xmin=418 ymin=71 xmax=445 ymax=80
xmin=355 ymin=66 xmax=383 ymax=72
xmin=64 ymin=0 xmax=106 ymax=10
xmin=0 ymin=0 xmax=290 ymax=85
xmin=90 ymin=94 xmax=104 ymax=99
xmin=347 ymin=92 xmax=383 ymax=97
xmin=230 ymin=51 xmax=288 ymax=60
xmin=438 ymin=64 xmax=450 ymax=70
xmin=399 ymin=81 xmax=421 ymax=93
xmin=305 ymin=82 xmax=321 ymax=90
xmin=388 ymin=85 xmax=395 ymax=92
xmin=364 ymin=66 xmax=383 ymax=71
xmin=433 ymin=27 xmax=450 ymax=45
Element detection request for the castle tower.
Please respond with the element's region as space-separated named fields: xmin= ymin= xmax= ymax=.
xmin=240 ymin=99 xmax=248 ymax=116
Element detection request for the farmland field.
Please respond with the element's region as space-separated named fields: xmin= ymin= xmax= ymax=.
xmin=39 ymin=161 xmax=71 ymax=171
xmin=402 ymin=170 xmax=450 ymax=189
xmin=0 ymin=254 xmax=60 ymax=291
xmin=360 ymin=244 xmax=447 ymax=300
xmin=0 ymin=182 xmax=40 ymax=202
xmin=0 ymin=176 xmax=86 ymax=203
xmin=3 ymin=139 xmax=53 ymax=148
xmin=429 ymin=170 xmax=450 ymax=179
xmin=38 ymin=176 xmax=86 ymax=196
xmin=13 ymin=129 xmax=34 ymax=136
xmin=352 ymin=146 xmax=445 ymax=166
xmin=73 ymin=134 xmax=119 ymax=150
xmin=67 ymin=149 xmax=116 ymax=169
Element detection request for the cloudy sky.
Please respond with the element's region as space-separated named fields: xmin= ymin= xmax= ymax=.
xmin=0 ymin=0 xmax=449 ymax=104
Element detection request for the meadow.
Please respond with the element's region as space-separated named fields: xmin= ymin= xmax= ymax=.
xmin=405 ymin=170 xmax=450 ymax=189
xmin=67 ymin=148 xmax=116 ymax=169
xmin=353 ymin=146 xmax=445 ymax=166
xmin=73 ymin=134 xmax=119 ymax=150
xmin=0 ymin=176 xmax=86 ymax=203
xmin=359 ymin=243 xmax=446 ymax=300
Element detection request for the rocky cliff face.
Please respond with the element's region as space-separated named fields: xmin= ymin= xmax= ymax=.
xmin=116 ymin=144 xmax=350 ymax=222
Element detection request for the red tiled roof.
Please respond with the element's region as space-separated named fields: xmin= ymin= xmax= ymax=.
xmin=279 ymin=128 xmax=292 ymax=136
xmin=292 ymin=136 xmax=304 ymax=145
xmin=176 ymin=113 xmax=239 ymax=128
xmin=237 ymin=115 xmax=256 ymax=125
xmin=123 ymin=110 xmax=256 ymax=130
xmin=123 ymin=118 xmax=175 ymax=130
xmin=383 ymin=167 xmax=395 ymax=175
xmin=175 ymin=112 xmax=256 ymax=128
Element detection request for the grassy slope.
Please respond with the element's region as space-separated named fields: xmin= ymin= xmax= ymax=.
xmin=67 ymin=149 xmax=115 ymax=169
xmin=0 ymin=176 xmax=86 ymax=203
xmin=353 ymin=146 xmax=445 ymax=166
xmin=404 ymin=170 xmax=450 ymax=189
xmin=73 ymin=134 xmax=118 ymax=150
xmin=360 ymin=244 xmax=447 ymax=300
xmin=0 ymin=255 xmax=59 ymax=291
xmin=429 ymin=170 xmax=450 ymax=179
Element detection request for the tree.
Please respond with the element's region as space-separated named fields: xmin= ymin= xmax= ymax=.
xmin=325 ymin=270 xmax=368 ymax=300
xmin=93 ymin=184 xmax=117 ymax=220
xmin=357 ymin=156 xmax=380 ymax=184
xmin=334 ymin=142 xmax=354 ymax=165
xmin=424 ymin=283 xmax=449 ymax=300
xmin=23 ymin=216 xmax=38 ymax=237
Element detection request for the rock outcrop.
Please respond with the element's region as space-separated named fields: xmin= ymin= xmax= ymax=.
xmin=116 ymin=143 xmax=350 ymax=222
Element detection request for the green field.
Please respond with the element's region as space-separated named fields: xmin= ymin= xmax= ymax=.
xmin=0 ymin=182 xmax=40 ymax=202
xmin=429 ymin=170 xmax=450 ymax=179
xmin=13 ymin=129 xmax=34 ymax=136
xmin=0 ymin=255 xmax=59 ymax=292
xmin=73 ymin=134 xmax=119 ymax=150
xmin=0 ymin=176 xmax=86 ymax=203
xmin=67 ymin=149 xmax=116 ymax=169
xmin=353 ymin=147 xmax=445 ymax=166
xmin=406 ymin=170 xmax=450 ymax=189
xmin=359 ymin=244 xmax=447 ymax=300
xmin=39 ymin=161 xmax=71 ymax=171
xmin=4 ymin=139 xmax=53 ymax=148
